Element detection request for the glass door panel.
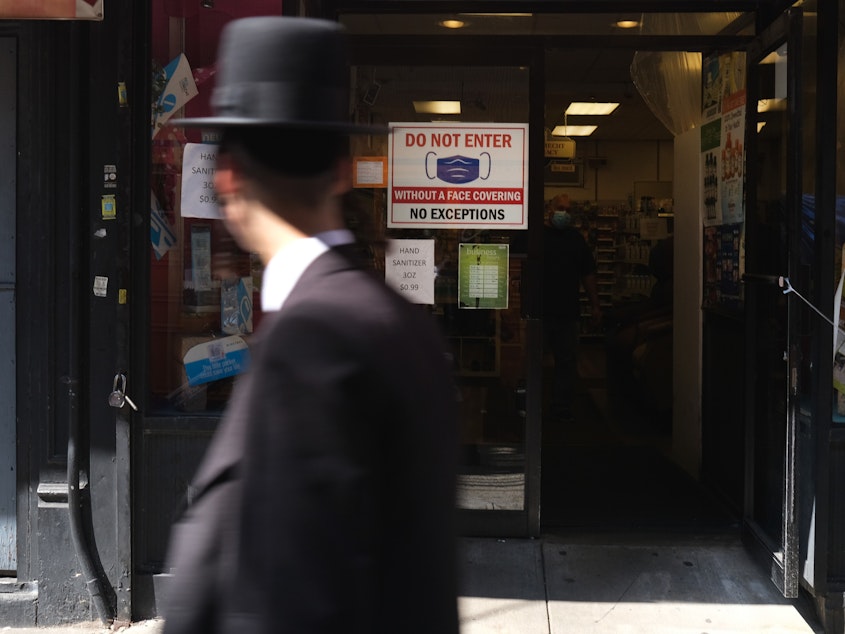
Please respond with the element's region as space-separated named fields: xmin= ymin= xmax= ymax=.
xmin=349 ymin=65 xmax=530 ymax=513
xmin=746 ymin=11 xmax=804 ymax=596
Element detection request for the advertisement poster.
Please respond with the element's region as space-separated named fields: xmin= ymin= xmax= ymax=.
xmin=384 ymin=239 xmax=435 ymax=304
xmin=701 ymin=52 xmax=746 ymax=227
xmin=180 ymin=143 xmax=222 ymax=219
xmin=720 ymin=87 xmax=746 ymax=225
xmin=701 ymin=119 xmax=721 ymax=226
xmin=183 ymin=335 xmax=250 ymax=386
xmin=221 ymin=277 xmax=254 ymax=335
xmin=703 ymin=223 xmax=743 ymax=310
xmin=388 ymin=122 xmax=528 ymax=229
xmin=702 ymin=54 xmax=722 ymax=118
xmin=701 ymin=53 xmax=746 ymax=312
xmin=458 ymin=243 xmax=509 ymax=309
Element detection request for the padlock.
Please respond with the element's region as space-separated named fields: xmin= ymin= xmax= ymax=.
xmin=109 ymin=374 xmax=127 ymax=408
xmin=108 ymin=390 xmax=125 ymax=408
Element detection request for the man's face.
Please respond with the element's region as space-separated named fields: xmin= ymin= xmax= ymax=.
xmin=213 ymin=156 xmax=253 ymax=252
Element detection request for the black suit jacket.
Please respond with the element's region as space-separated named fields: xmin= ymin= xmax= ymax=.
xmin=163 ymin=247 xmax=459 ymax=634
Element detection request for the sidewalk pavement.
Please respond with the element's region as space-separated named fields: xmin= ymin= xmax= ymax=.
xmin=1 ymin=535 xmax=825 ymax=633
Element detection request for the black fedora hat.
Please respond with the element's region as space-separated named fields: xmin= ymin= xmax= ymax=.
xmin=172 ymin=16 xmax=387 ymax=134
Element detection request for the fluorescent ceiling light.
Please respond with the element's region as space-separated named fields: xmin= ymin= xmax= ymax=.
xmin=414 ymin=100 xmax=461 ymax=115
xmin=438 ymin=19 xmax=466 ymax=29
xmin=614 ymin=19 xmax=640 ymax=29
xmin=552 ymin=125 xmax=597 ymax=137
xmin=566 ymin=102 xmax=620 ymax=116
xmin=459 ymin=13 xmax=532 ymax=17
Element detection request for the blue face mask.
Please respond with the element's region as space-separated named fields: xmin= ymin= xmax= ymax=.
xmin=551 ymin=211 xmax=571 ymax=228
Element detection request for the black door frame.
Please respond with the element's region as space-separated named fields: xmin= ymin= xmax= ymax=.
xmin=811 ymin=0 xmax=843 ymax=619
xmin=743 ymin=9 xmax=803 ymax=598
xmin=346 ymin=39 xmax=546 ymax=537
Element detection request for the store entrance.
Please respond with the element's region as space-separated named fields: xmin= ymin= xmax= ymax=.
xmin=536 ymin=45 xmax=736 ymax=534
xmin=342 ymin=10 xmax=756 ymax=538
xmin=537 ymin=227 xmax=733 ymax=533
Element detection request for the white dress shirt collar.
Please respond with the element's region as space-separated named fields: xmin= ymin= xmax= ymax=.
xmin=259 ymin=229 xmax=356 ymax=312
xmin=260 ymin=238 xmax=328 ymax=312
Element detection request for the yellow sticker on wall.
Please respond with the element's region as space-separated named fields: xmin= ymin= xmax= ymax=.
xmin=101 ymin=195 xmax=116 ymax=220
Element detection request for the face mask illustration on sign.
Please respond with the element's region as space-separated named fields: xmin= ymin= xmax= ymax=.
xmin=425 ymin=151 xmax=491 ymax=184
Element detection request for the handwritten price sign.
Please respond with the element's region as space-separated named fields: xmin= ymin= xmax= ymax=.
xmin=180 ymin=143 xmax=223 ymax=219
xmin=385 ymin=239 xmax=435 ymax=304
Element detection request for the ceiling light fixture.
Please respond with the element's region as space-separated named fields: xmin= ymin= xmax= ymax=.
xmin=566 ymin=102 xmax=620 ymax=116
xmin=439 ymin=19 xmax=466 ymax=29
xmin=414 ymin=100 xmax=461 ymax=115
xmin=459 ymin=13 xmax=532 ymax=17
xmin=551 ymin=125 xmax=597 ymax=137
xmin=614 ymin=18 xmax=640 ymax=29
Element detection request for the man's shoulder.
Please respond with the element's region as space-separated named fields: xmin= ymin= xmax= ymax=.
xmin=281 ymin=259 xmax=422 ymax=329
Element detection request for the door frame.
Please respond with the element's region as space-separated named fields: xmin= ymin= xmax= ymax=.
xmin=0 ymin=34 xmax=16 ymax=574
xmin=346 ymin=38 xmax=547 ymax=537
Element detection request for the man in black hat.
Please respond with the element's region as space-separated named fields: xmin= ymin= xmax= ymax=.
xmin=162 ymin=17 xmax=459 ymax=634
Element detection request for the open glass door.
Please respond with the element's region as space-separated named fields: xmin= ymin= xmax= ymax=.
xmin=744 ymin=9 xmax=804 ymax=598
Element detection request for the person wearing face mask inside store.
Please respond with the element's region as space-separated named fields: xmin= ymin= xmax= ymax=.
xmin=542 ymin=194 xmax=602 ymax=424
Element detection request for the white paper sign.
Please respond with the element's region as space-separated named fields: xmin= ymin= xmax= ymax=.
xmin=388 ymin=122 xmax=529 ymax=229
xmin=356 ymin=160 xmax=384 ymax=185
xmin=180 ymin=143 xmax=222 ymax=219
xmin=639 ymin=217 xmax=669 ymax=240
xmin=93 ymin=275 xmax=108 ymax=298
xmin=385 ymin=239 xmax=435 ymax=304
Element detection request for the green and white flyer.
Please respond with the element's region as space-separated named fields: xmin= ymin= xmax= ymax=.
xmin=458 ymin=243 xmax=509 ymax=309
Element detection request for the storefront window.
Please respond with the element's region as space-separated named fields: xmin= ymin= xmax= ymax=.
xmin=147 ymin=4 xmax=532 ymax=508
xmin=149 ymin=0 xmax=283 ymax=412
xmin=148 ymin=12 xmax=533 ymax=489
xmin=150 ymin=59 xmax=531 ymax=509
